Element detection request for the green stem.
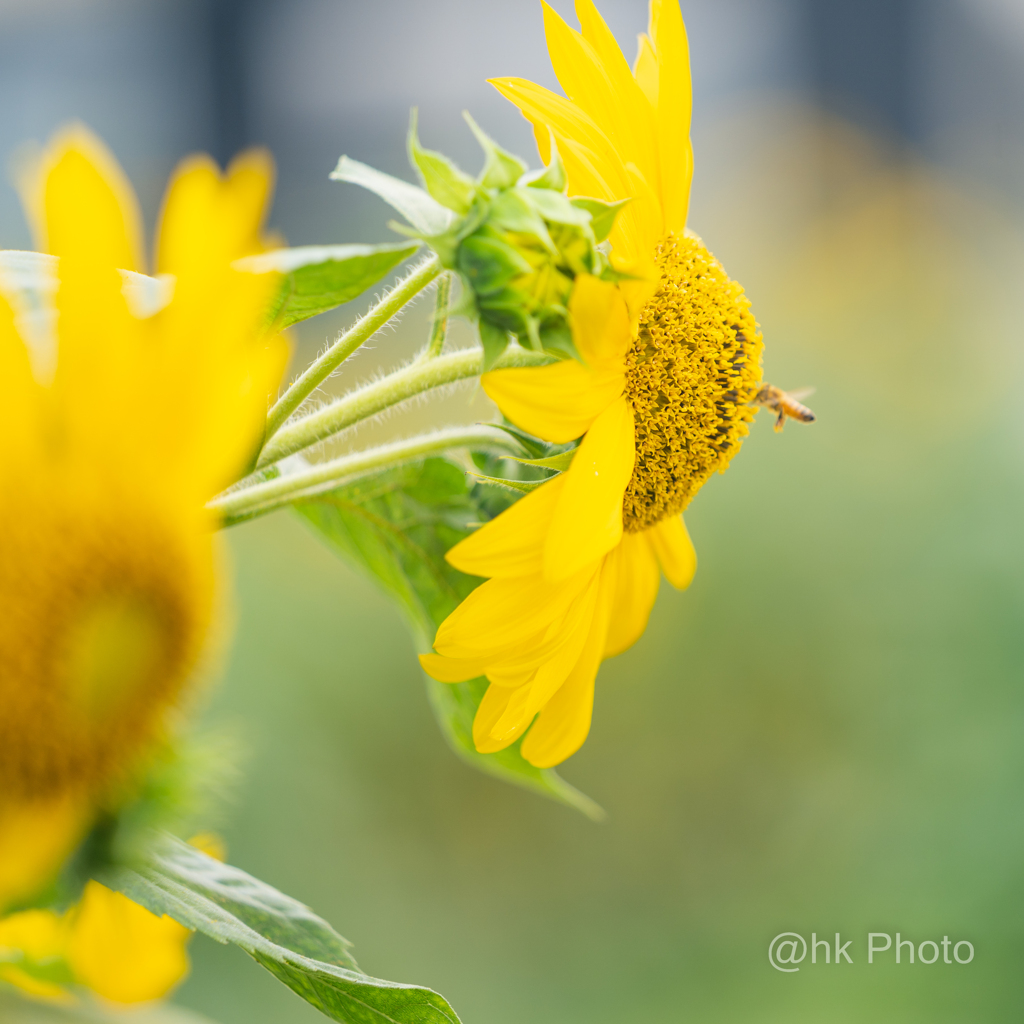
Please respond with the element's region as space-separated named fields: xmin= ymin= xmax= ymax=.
xmin=263 ymin=253 xmax=442 ymax=442
xmin=256 ymin=345 xmax=552 ymax=468
xmin=213 ymin=425 xmax=520 ymax=522
xmin=426 ymin=272 xmax=451 ymax=358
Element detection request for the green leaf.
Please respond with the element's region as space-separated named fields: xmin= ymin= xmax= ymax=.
xmin=569 ymin=197 xmax=631 ymax=244
xmin=463 ymin=112 xmax=527 ymax=189
xmin=96 ymin=834 xmax=462 ymax=1024
xmin=330 ymin=156 xmax=453 ymax=236
xmin=408 ymin=109 xmax=478 ymax=214
xmin=0 ymin=993 xmax=217 ymax=1024
xmin=240 ymin=244 xmax=419 ymax=328
xmin=295 ymin=459 xmax=603 ymax=817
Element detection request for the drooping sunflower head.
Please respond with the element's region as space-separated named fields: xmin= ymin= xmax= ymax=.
xmin=622 ymin=232 xmax=763 ymax=531
xmin=0 ymin=126 xmax=286 ymax=904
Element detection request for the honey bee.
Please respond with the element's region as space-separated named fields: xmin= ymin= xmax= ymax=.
xmin=752 ymin=384 xmax=816 ymax=432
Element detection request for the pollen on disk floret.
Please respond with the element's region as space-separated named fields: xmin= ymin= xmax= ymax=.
xmin=622 ymin=233 xmax=764 ymax=532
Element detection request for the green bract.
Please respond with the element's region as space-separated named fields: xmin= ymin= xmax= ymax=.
xmin=332 ymin=112 xmax=628 ymax=369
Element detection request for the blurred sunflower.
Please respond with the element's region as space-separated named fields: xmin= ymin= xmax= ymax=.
xmin=421 ymin=0 xmax=764 ymax=767
xmin=0 ymin=126 xmax=285 ymax=1000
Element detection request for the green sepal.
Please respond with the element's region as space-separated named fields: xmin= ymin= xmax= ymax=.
xmin=247 ymin=243 xmax=420 ymax=328
xmin=463 ymin=111 xmax=527 ymax=189
xmin=526 ymin=188 xmax=594 ymax=229
xmin=487 ymin=189 xmax=556 ymax=252
xmin=408 ymin=109 xmax=478 ymax=214
xmin=467 ymin=471 xmax=547 ymax=493
xmin=538 ymin=321 xmax=579 ymax=361
xmin=570 ymin=197 xmax=631 ymax=244
xmin=478 ymin=318 xmax=513 ymax=370
xmin=97 ymin=833 xmax=462 ymax=1024
xmin=330 ymin=156 xmax=452 ymax=235
xmin=504 ymin=447 xmax=577 ymax=471
xmin=522 ymin=133 xmax=567 ymax=193
xmin=459 ymin=232 xmax=533 ymax=294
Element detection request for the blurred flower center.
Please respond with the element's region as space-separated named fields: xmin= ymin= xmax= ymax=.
xmin=63 ymin=596 xmax=168 ymax=721
xmin=623 ymin=234 xmax=764 ymax=532
xmin=0 ymin=502 xmax=211 ymax=801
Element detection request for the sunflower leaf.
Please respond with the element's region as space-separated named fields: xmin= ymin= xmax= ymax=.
xmin=295 ymin=458 xmax=603 ymax=818
xmin=239 ymin=243 xmax=420 ymax=328
xmin=96 ymin=833 xmax=462 ymax=1024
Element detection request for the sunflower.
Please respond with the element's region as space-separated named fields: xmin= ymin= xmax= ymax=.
xmin=0 ymin=127 xmax=284 ymax=999
xmin=420 ymin=0 xmax=765 ymax=767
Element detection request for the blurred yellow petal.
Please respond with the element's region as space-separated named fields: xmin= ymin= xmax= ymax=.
xmin=603 ymin=530 xmax=661 ymax=657
xmin=68 ymin=881 xmax=191 ymax=1004
xmin=32 ymin=125 xmax=142 ymax=272
xmin=482 ymin=359 xmax=623 ymax=444
xmin=0 ymin=964 xmax=72 ymax=1003
xmin=445 ymin=475 xmax=565 ymax=579
xmin=0 ymin=798 xmax=88 ymax=913
xmin=544 ymin=396 xmax=635 ymax=581
xmin=156 ymin=148 xmax=274 ymax=275
xmin=648 ymin=514 xmax=697 ymax=589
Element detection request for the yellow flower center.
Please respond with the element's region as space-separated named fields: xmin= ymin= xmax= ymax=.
xmin=0 ymin=492 xmax=213 ymax=801
xmin=622 ymin=233 xmax=764 ymax=532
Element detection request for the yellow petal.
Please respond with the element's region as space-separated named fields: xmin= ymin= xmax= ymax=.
xmin=521 ymin=554 xmax=617 ymax=766
xmin=648 ymin=514 xmax=697 ymax=589
xmin=604 ymin=529 xmax=661 ymax=657
xmin=68 ymin=881 xmax=191 ymax=1004
xmin=544 ymin=396 xmax=635 ymax=581
xmin=569 ymin=273 xmax=632 ymax=370
xmin=434 ymin=566 xmax=595 ymax=659
xmin=650 ymin=0 xmax=693 ymax=234
xmin=482 ymin=358 xmax=623 ymax=444
xmin=633 ymin=33 xmax=659 ymax=106
xmin=419 ymin=652 xmax=488 ymax=683
xmin=445 ymin=475 xmax=565 ymax=579
xmin=542 ymin=1 xmax=658 ymax=204
xmin=473 ymin=682 xmax=532 ymax=752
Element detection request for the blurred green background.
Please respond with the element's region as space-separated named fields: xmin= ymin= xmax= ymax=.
xmin=3 ymin=0 xmax=1024 ymax=1020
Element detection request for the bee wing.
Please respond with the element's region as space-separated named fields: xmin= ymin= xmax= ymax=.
xmin=784 ymin=387 xmax=816 ymax=401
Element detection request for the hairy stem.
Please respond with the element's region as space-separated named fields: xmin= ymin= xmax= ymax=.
xmin=256 ymin=345 xmax=552 ymax=468
xmin=425 ymin=272 xmax=451 ymax=358
xmin=214 ymin=425 xmax=520 ymax=522
xmin=264 ymin=253 xmax=442 ymax=442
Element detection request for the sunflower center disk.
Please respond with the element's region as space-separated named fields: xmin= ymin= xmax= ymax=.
xmin=622 ymin=233 xmax=764 ymax=532
xmin=0 ymin=499 xmax=211 ymax=801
